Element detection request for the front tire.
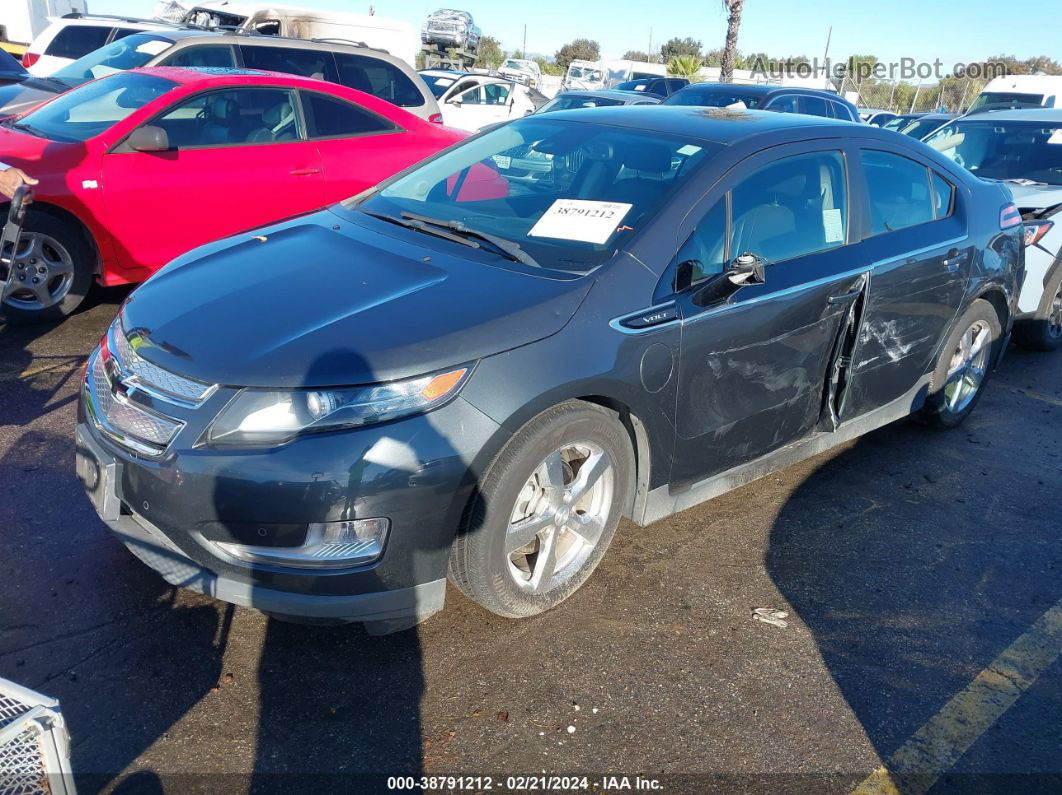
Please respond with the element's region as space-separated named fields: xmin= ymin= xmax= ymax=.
xmin=916 ymin=299 xmax=1001 ymax=428
xmin=1013 ymin=269 xmax=1062 ymax=352
xmin=448 ymin=401 xmax=634 ymax=618
xmin=1 ymin=211 xmax=94 ymax=325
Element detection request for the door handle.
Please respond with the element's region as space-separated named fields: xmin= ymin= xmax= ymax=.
xmin=943 ymin=248 xmax=965 ymax=271
xmin=827 ymin=289 xmax=862 ymax=305
xmin=289 ymin=167 xmax=321 ymax=176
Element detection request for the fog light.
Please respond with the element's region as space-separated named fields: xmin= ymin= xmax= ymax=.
xmin=213 ymin=518 xmax=390 ymax=569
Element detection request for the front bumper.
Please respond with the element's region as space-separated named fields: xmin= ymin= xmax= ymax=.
xmin=75 ymin=383 xmax=505 ymax=627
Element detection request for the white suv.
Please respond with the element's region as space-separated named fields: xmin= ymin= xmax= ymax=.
xmin=23 ymin=13 xmax=186 ymax=77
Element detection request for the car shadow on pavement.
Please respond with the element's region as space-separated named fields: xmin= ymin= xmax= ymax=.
xmin=764 ymin=352 xmax=1062 ymax=790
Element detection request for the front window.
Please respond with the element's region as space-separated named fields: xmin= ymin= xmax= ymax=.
xmin=925 ymin=120 xmax=1062 ymax=184
xmin=667 ymin=89 xmax=763 ymax=109
xmin=52 ymin=33 xmax=174 ymax=83
xmin=538 ymin=95 xmax=624 ymax=112
xmin=352 ymin=118 xmax=719 ymax=274
xmin=969 ymin=91 xmax=1047 ymax=111
xmin=6 ymin=72 xmax=176 ymax=143
xmin=899 ymin=117 xmax=949 ymax=139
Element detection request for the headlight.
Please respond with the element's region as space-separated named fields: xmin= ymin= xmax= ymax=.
xmin=206 ymin=366 xmax=471 ymax=445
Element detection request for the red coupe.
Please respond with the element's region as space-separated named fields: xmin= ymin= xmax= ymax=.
xmin=0 ymin=66 xmax=465 ymax=322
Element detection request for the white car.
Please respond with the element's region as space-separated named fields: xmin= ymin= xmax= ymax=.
xmin=926 ymin=109 xmax=1062 ymax=350
xmin=22 ymin=13 xmax=182 ymax=76
xmin=970 ymin=75 xmax=1062 ymax=113
xmin=498 ymin=58 xmax=540 ymax=88
xmin=418 ymin=70 xmax=540 ymax=131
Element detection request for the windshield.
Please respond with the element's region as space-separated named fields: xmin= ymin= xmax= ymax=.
xmin=52 ymin=33 xmax=175 ymax=83
xmin=616 ymin=80 xmax=650 ymax=92
xmin=10 ymin=72 xmax=177 ymax=143
xmin=353 ymin=118 xmax=719 ymax=274
xmin=422 ymin=74 xmax=456 ymax=99
xmin=883 ymin=115 xmax=917 ymax=130
xmin=568 ymin=67 xmax=602 ymax=82
xmin=899 ymin=117 xmax=949 ymax=139
xmin=925 ymin=120 xmax=1062 ymax=184
xmin=969 ymin=91 xmax=1047 ymax=112
xmin=539 ymin=95 xmax=625 ymax=112
xmin=665 ymin=89 xmax=762 ymax=109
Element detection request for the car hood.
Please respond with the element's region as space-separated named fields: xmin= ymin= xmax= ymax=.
xmin=0 ymin=77 xmax=66 ymax=116
xmin=120 ymin=209 xmax=592 ymax=389
xmin=1002 ymin=181 xmax=1062 ymax=211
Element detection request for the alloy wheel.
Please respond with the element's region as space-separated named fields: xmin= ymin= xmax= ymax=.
xmin=505 ymin=442 xmax=614 ymax=594
xmin=944 ymin=319 xmax=991 ymax=413
xmin=3 ymin=232 xmax=75 ymax=311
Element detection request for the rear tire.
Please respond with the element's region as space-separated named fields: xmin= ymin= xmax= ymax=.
xmin=1013 ymin=269 xmax=1062 ymax=352
xmin=916 ymin=299 xmax=1001 ymax=429
xmin=448 ymin=401 xmax=634 ymax=618
xmin=1 ymin=211 xmax=94 ymax=325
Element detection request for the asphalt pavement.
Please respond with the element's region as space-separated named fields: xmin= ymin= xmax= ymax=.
xmin=1 ymin=287 xmax=1060 ymax=794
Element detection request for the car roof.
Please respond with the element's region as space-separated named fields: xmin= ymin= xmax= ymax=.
xmin=955 ymin=108 xmax=1062 ymax=123
xmin=130 ymin=65 xmax=340 ymax=87
xmin=542 ymin=106 xmax=859 ymax=144
xmin=562 ymin=89 xmax=659 ymax=101
xmin=675 ymin=82 xmax=844 ymax=100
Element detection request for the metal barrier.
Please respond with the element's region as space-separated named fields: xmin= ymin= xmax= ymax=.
xmin=0 ymin=677 xmax=74 ymax=795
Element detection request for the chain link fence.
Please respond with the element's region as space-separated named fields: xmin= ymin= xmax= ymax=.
xmin=837 ymin=76 xmax=988 ymax=113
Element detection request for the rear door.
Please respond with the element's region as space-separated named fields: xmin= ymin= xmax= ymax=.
xmin=666 ymin=142 xmax=870 ymax=487
xmin=839 ymin=147 xmax=970 ymax=418
xmin=101 ymin=85 xmax=324 ymax=274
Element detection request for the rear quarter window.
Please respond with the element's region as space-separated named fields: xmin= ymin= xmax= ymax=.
xmin=860 ymin=150 xmax=936 ymax=234
xmin=46 ymin=25 xmax=113 ymax=59
xmin=303 ymin=92 xmax=397 ymax=137
xmin=335 ymin=53 xmax=425 ymax=108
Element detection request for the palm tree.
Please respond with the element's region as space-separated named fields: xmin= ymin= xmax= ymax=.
xmin=719 ymin=0 xmax=744 ymax=83
xmin=667 ymin=54 xmax=703 ymax=80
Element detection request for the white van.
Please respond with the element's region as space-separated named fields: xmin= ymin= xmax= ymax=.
xmin=1 ymin=0 xmax=87 ymax=54
xmin=172 ymin=2 xmax=419 ymax=66
xmin=970 ymin=75 xmax=1061 ymax=112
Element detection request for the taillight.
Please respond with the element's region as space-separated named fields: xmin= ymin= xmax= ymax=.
xmin=428 ymin=112 xmax=444 ymax=124
xmin=1023 ymin=220 xmax=1054 ymax=247
xmin=999 ymin=203 xmax=1022 ymax=229
xmin=22 ymin=52 xmax=40 ymax=69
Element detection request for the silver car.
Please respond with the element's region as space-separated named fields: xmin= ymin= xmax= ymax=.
xmin=421 ymin=9 xmax=481 ymax=54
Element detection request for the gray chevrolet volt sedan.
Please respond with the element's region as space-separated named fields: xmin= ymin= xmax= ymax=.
xmin=76 ymin=108 xmax=1023 ymax=633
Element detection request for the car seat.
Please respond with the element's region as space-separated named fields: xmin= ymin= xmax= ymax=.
xmin=200 ymin=97 xmax=244 ymax=145
xmin=246 ymin=100 xmax=298 ymax=143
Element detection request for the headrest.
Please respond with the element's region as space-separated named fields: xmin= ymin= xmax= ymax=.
xmin=262 ymin=101 xmax=292 ymax=127
xmin=618 ymin=142 xmax=672 ymax=173
xmin=210 ymin=97 xmax=238 ymax=122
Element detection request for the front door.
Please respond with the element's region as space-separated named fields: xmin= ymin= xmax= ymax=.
xmin=101 ymin=86 xmax=325 ymax=274
xmin=840 ymin=148 xmax=970 ymax=418
xmin=442 ymin=80 xmax=516 ymax=131
xmin=670 ymin=145 xmax=869 ymax=489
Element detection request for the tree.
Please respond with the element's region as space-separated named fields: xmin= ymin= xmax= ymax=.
xmin=534 ymin=56 xmax=564 ymax=76
xmin=667 ymin=54 xmax=703 ymax=79
xmin=623 ymin=50 xmax=650 ymax=62
xmin=478 ymin=35 xmax=504 ymax=69
xmin=719 ymin=0 xmax=744 ymax=83
xmin=554 ymin=39 xmax=600 ymax=70
xmin=509 ymin=49 xmax=524 ymax=60
xmin=660 ymin=36 xmax=701 ymax=63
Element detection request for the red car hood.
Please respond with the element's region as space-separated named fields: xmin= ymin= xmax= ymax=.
xmin=0 ymin=126 xmax=94 ymax=197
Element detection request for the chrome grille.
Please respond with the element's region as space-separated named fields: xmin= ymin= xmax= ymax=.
xmin=87 ymin=350 xmax=183 ymax=456
xmin=111 ymin=323 xmax=215 ymax=406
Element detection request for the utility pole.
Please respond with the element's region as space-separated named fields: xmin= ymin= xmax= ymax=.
xmin=821 ymin=24 xmax=832 ymax=87
xmin=910 ymin=79 xmax=922 ymax=112
xmin=648 ymin=27 xmax=653 ymax=62
xmin=522 ymin=24 xmax=526 ymax=58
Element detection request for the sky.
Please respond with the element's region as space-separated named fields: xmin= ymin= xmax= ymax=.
xmin=93 ymin=0 xmax=1062 ymax=68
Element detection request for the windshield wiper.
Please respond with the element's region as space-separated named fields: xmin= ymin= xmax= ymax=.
xmin=3 ymin=120 xmax=46 ymax=138
xmin=400 ymin=211 xmax=540 ymax=267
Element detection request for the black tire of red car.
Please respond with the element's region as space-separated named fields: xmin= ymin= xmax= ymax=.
xmin=448 ymin=401 xmax=635 ymax=618
xmin=1013 ymin=267 xmax=1062 ymax=352
xmin=916 ymin=299 xmax=1002 ymax=429
xmin=1 ymin=211 xmax=93 ymax=325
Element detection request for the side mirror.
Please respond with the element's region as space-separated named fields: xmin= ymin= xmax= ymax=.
xmin=128 ymin=125 xmax=169 ymax=152
xmin=448 ymin=97 xmax=463 ymax=107
xmin=692 ymin=252 xmax=768 ymax=307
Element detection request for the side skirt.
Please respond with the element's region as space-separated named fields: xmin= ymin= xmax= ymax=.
xmin=635 ymin=375 xmax=931 ymax=526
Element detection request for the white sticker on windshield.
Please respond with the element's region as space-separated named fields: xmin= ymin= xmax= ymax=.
xmin=823 ymin=208 xmax=844 ymax=243
xmin=135 ymin=40 xmax=171 ymax=56
xmin=1048 ymin=129 xmax=1062 ymax=144
xmin=492 ymin=154 xmax=512 ymax=169
xmin=528 ymin=199 xmax=633 ymax=245
xmin=677 ymin=144 xmax=702 ymax=156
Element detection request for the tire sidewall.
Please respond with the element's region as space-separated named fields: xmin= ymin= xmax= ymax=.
xmin=2 ymin=211 xmax=94 ymax=324
xmin=460 ymin=403 xmax=634 ymax=618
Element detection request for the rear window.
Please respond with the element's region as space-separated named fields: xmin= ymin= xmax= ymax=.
xmin=665 ymin=88 xmax=763 ymax=109
xmin=800 ymin=95 xmax=829 ymax=117
xmin=970 ymin=91 xmax=1048 ymax=111
xmin=53 ymin=33 xmax=175 ymax=83
xmin=239 ymin=44 xmax=338 ymax=82
xmin=335 ymin=53 xmax=424 ymax=108
xmin=45 ymin=25 xmax=112 ymax=59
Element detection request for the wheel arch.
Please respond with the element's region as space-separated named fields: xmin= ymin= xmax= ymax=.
xmin=574 ymin=395 xmax=653 ymax=525
xmin=26 ymin=201 xmax=102 ymax=276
